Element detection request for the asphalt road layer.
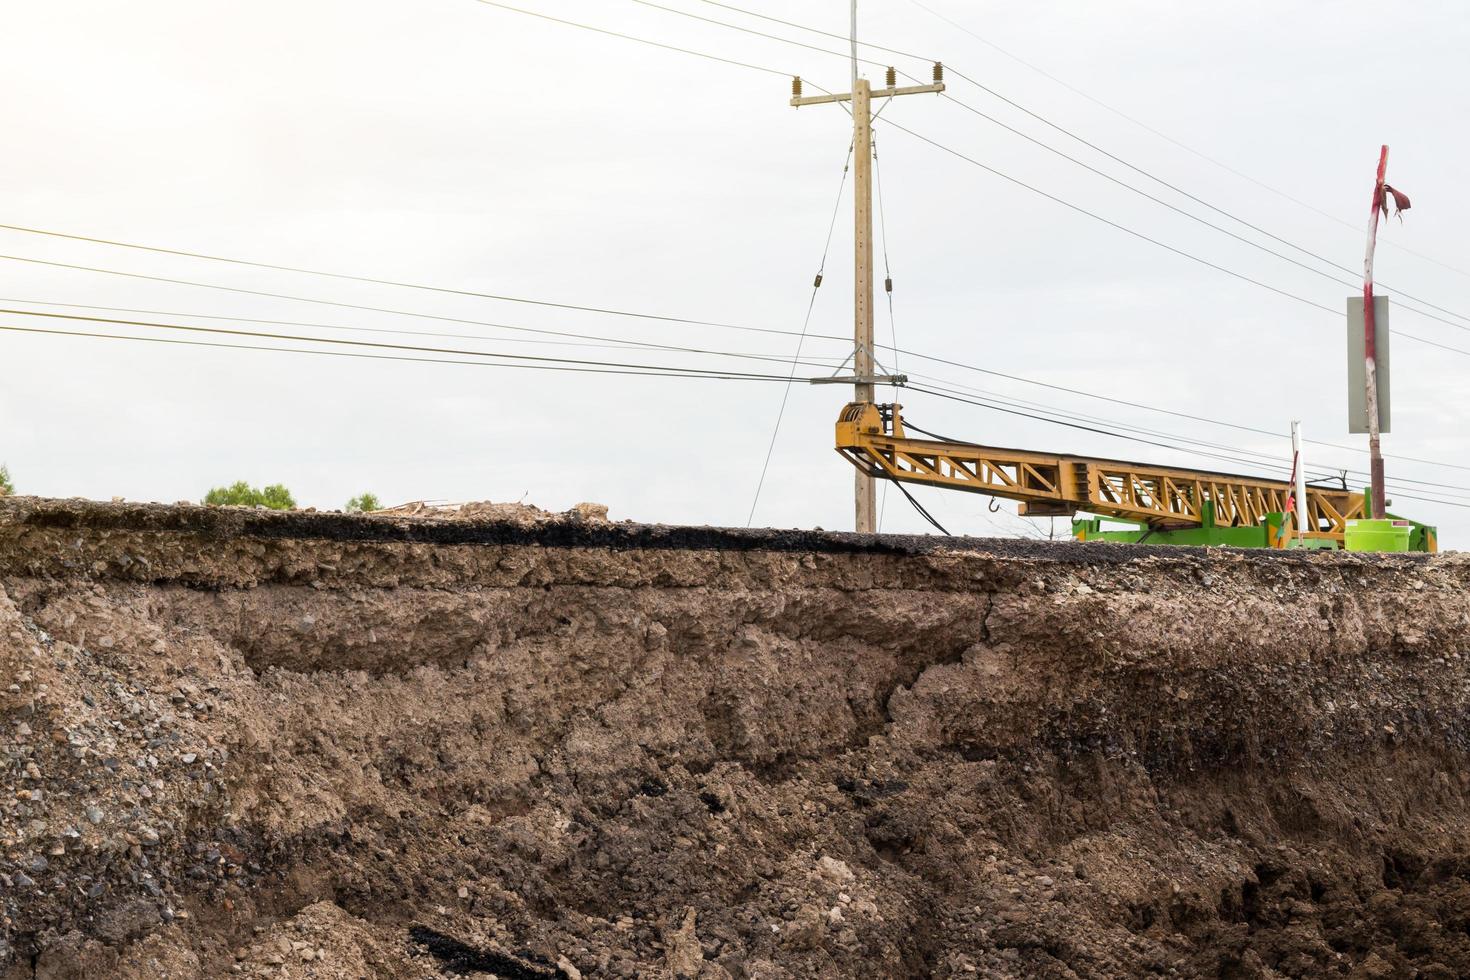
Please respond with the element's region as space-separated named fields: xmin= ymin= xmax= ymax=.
xmin=0 ymin=495 xmax=1434 ymax=569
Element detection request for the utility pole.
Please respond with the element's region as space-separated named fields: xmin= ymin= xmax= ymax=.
xmin=1362 ymin=146 xmax=1389 ymax=520
xmin=790 ymin=47 xmax=943 ymax=533
xmin=1291 ymin=420 xmax=1308 ymax=541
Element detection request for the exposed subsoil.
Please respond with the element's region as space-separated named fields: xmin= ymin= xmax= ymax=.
xmin=2 ymin=496 xmax=1469 ymax=979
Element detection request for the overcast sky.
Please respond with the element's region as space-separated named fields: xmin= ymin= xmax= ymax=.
xmin=2 ymin=0 xmax=1467 ymax=543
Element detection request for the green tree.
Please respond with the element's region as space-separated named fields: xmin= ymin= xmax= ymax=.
xmin=0 ymin=464 xmax=12 ymax=496
xmin=345 ymin=492 xmax=381 ymax=513
xmin=259 ymin=484 xmax=296 ymax=510
xmin=203 ymin=481 xmax=296 ymax=510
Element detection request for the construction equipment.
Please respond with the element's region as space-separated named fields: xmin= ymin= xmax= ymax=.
xmin=835 ymin=402 xmax=1437 ymax=552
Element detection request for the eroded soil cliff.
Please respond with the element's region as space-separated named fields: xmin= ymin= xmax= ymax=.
xmin=2 ymin=498 xmax=1469 ymax=978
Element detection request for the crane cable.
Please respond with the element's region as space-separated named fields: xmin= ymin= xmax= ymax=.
xmin=747 ymin=143 xmax=854 ymax=527
xmin=888 ymin=478 xmax=951 ymax=535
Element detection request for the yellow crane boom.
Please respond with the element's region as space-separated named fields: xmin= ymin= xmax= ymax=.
xmin=835 ymin=402 xmax=1373 ymax=544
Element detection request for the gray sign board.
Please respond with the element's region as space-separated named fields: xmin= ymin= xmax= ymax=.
xmin=1347 ymin=296 xmax=1390 ymax=434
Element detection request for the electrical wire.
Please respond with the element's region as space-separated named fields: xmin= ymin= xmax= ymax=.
xmin=935 ymin=85 xmax=1470 ymax=331
xmin=651 ymin=0 xmax=1470 ymax=330
xmin=881 ymin=119 xmax=1470 ymax=360
xmin=6 ymin=239 xmax=1466 ymax=477
xmin=468 ymin=0 xmax=789 ymax=76
xmin=899 ymin=394 xmax=1305 ymax=481
xmin=0 ymin=24 xmax=1460 ymax=475
xmin=880 ymin=120 xmax=1339 ymax=313
xmin=691 ymin=0 xmax=938 ymax=65
xmin=0 ymin=228 xmax=817 ymax=340
xmin=932 ymin=91 xmax=1470 ymax=335
xmin=13 ymin=210 xmax=1470 ymax=357
xmin=446 ymin=0 xmax=1470 ymax=474
xmin=905 ymin=373 xmax=1470 ymax=500
xmin=878 ymin=341 xmax=1470 ymax=474
xmin=626 ymin=0 xmax=889 ymax=70
xmin=0 ymin=251 xmax=854 ymax=347
xmin=5 ymin=236 xmax=1465 ymax=476
xmin=0 ymin=296 xmax=849 ymax=373
xmin=0 ymin=307 xmax=794 ymax=380
xmin=902 ymin=0 xmax=1470 ymax=284
xmin=748 ymin=143 xmax=853 ymax=526
xmin=0 ymin=321 xmax=794 ymax=382
xmin=904 ymin=385 xmax=1470 ymax=510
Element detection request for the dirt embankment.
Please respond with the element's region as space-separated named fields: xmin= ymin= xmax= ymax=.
xmin=2 ymin=497 xmax=1470 ymax=979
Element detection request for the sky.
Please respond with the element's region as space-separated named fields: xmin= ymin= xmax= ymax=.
xmin=1 ymin=0 xmax=1467 ymax=544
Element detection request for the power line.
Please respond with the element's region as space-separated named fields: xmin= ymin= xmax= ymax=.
xmin=881 ymin=119 xmax=1470 ymax=359
xmin=907 ymin=374 xmax=1470 ymax=499
xmin=671 ymin=0 xmax=1470 ymax=327
xmin=0 ymin=321 xmax=794 ymax=383
xmin=0 ymin=307 xmax=795 ymax=380
xmin=902 ymin=0 xmax=1470 ymax=283
xmin=447 ymin=0 xmax=1470 ymax=472
xmin=690 ymin=0 xmax=937 ymax=65
xmin=626 ymin=0 xmax=889 ymax=69
xmin=468 ymin=0 xmax=789 ymax=76
xmin=749 ymin=143 xmax=852 ymax=526
xmin=17 ymin=289 xmax=1461 ymax=496
xmin=0 ymin=2 xmax=1459 ymax=471
xmin=0 ymin=1 xmax=1457 ymax=463
xmin=879 ymin=120 xmax=1339 ymax=314
xmin=0 ymin=224 xmax=806 ymax=338
xmin=0 ymin=296 xmax=849 ymax=372
xmin=0 ymin=250 xmax=854 ymax=347
xmin=907 ymin=383 xmax=1335 ymax=481
xmin=16 ymin=314 xmax=1466 ymax=510
xmin=6 ymin=240 xmax=1465 ymax=476
xmin=932 ymin=91 xmax=1470 ymax=335
xmin=880 ymin=342 xmax=1470 ymax=474
xmin=11 ymin=307 xmax=1467 ymax=507
xmin=6 ymin=230 xmax=1465 ymax=475
xmin=904 ymin=384 xmax=1470 ymax=511
xmin=906 ymin=383 xmax=1296 ymax=476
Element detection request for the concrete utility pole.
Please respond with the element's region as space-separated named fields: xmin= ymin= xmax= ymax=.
xmin=790 ymin=28 xmax=944 ymax=532
xmin=851 ymin=77 xmax=877 ymax=532
xmin=1291 ymin=420 xmax=1308 ymax=541
xmin=1362 ymin=146 xmax=1389 ymax=519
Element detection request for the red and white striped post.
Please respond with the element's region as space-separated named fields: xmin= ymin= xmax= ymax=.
xmin=1362 ymin=146 xmax=1389 ymax=519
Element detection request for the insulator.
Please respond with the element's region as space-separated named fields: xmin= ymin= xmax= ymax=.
xmin=792 ymin=76 xmax=803 ymax=98
xmin=885 ymin=66 xmax=897 ymax=88
xmin=933 ymin=61 xmax=944 ymax=83
xmin=813 ymin=272 xmax=823 ymax=288
xmin=885 ymin=276 xmax=893 ymax=293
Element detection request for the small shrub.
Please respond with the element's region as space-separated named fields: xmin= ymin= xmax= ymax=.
xmin=0 ymin=464 xmax=12 ymax=496
xmin=203 ymin=481 xmax=296 ymax=510
xmin=345 ymin=493 xmax=382 ymax=513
